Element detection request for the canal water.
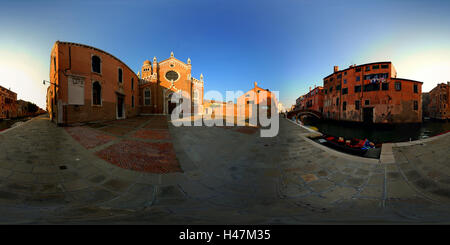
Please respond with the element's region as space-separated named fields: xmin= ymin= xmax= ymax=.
xmin=0 ymin=117 xmax=31 ymax=132
xmin=299 ymin=117 xmax=450 ymax=144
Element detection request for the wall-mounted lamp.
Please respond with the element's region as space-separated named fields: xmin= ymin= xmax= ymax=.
xmin=43 ymin=80 xmax=59 ymax=87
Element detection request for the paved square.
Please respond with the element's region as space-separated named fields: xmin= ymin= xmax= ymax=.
xmin=65 ymin=126 xmax=116 ymax=149
xmin=144 ymin=122 xmax=168 ymax=130
xmin=2 ymin=115 xmax=450 ymax=224
xmin=64 ymin=116 xmax=180 ymax=174
xmin=108 ymin=120 xmax=147 ymax=128
xmin=95 ymin=140 xmax=181 ymax=173
xmin=98 ymin=125 xmax=135 ymax=136
xmin=131 ymin=129 xmax=170 ymax=140
xmin=233 ymin=126 xmax=259 ymax=135
xmin=143 ymin=117 xmax=169 ymax=130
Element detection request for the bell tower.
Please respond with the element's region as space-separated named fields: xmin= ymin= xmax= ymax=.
xmin=141 ymin=60 xmax=152 ymax=80
xmin=151 ymin=56 xmax=158 ymax=82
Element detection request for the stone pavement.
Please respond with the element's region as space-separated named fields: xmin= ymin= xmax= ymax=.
xmin=0 ymin=114 xmax=449 ymax=224
xmin=65 ymin=115 xmax=179 ymax=173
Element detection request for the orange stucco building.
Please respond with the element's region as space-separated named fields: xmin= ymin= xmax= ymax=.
xmin=47 ymin=41 xmax=204 ymax=125
xmin=203 ymin=100 xmax=236 ymax=118
xmin=0 ymin=85 xmax=17 ymax=119
xmin=237 ymin=82 xmax=278 ymax=119
xmin=295 ymin=86 xmax=324 ymax=113
xmin=322 ymin=62 xmax=422 ymax=123
xmin=428 ymin=82 xmax=450 ymax=120
xmin=201 ymin=82 xmax=278 ymax=122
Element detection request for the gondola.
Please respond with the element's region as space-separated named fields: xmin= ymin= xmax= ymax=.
xmin=320 ymin=135 xmax=374 ymax=155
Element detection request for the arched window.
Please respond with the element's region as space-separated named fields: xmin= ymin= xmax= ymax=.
xmin=131 ymin=78 xmax=134 ymax=90
xmin=92 ymin=81 xmax=101 ymax=105
xmin=118 ymin=68 xmax=123 ymax=83
xmin=144 ymin=88 xmax=151 ymax=106
xmin=92 ymin=55 xmax=101 ymax=73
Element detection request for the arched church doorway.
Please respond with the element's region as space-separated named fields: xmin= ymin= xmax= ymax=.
xmin=165 ymin=91 xmax=176 ymax=115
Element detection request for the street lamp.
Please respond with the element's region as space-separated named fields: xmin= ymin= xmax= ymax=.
xmin=43 ymin=80 xmax=59 ymax=87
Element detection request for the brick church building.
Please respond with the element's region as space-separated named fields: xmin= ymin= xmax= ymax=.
xmin=46 ymin=41 xmax=204 ymax=125
xmin=139 ymin=52 xmax=204 ymax=115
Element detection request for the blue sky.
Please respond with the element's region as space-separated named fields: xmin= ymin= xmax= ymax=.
xmin=1 ymin=0 xmax=450 ymax=109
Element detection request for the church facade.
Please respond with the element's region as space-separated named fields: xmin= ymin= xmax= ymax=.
xmin=138 ymin=52 xmax=204 ymax=115
xmin=46 ymin=41 xmax=204 ymax=125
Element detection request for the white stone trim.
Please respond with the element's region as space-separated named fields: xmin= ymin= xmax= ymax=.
xmin=159 ymin=57 xmax=188 ymax=69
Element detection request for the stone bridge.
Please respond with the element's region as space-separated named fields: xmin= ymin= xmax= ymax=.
xmin=287 ymin=109 xmax=322 ymax=121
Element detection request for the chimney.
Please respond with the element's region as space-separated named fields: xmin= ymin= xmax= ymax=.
xmin=309 ymin=86 xmax=311 ymax=92
xmin=334 ymin=66 xmax=339 ymax=72
xmin=254 ymin=81 xmax=257 ymax=88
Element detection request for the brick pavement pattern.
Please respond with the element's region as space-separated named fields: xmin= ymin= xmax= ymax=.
xmin=96 ymin=140 xmax=180 ymax=173
xmin=65 ymin=126 xmax=116 ymax=149
xmin=64 ymin=115 xmax=180 ymax=173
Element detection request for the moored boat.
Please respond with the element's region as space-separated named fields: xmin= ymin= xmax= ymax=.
xmin=320 ymin=135 xmax=375 ymax=155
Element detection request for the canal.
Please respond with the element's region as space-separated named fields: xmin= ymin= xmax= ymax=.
xmin=0 ymin=117 xmax=32 ymax=132
xmin=299 ymin=117 xmax=450 ymax=144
